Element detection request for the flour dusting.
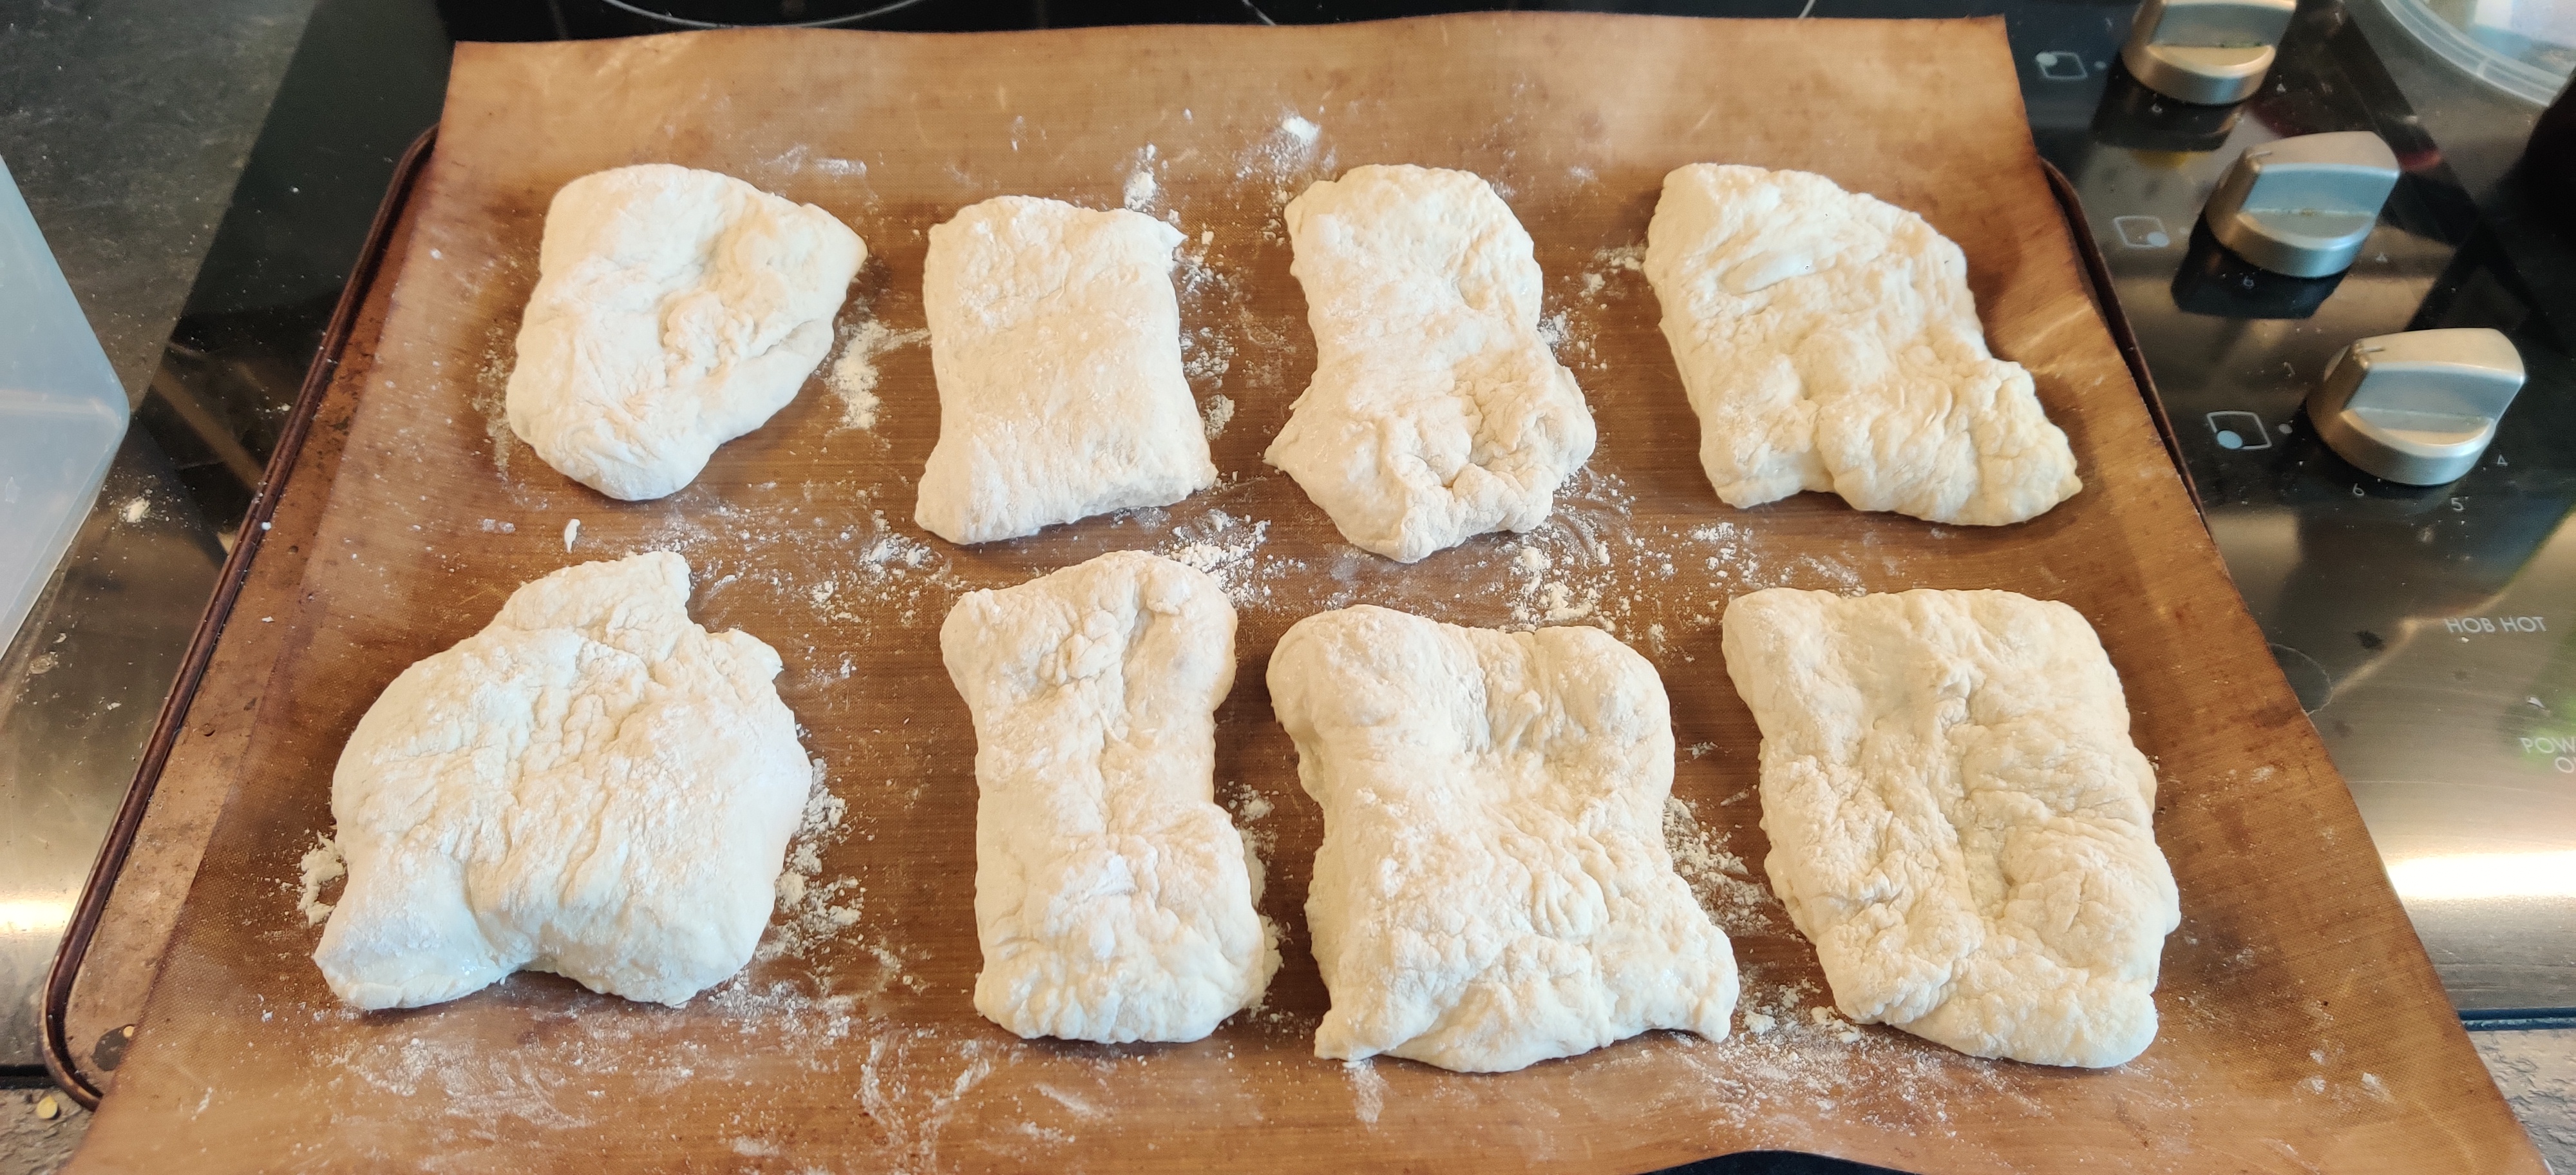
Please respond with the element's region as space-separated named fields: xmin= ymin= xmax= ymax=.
xmin=1592 ymin=243 xmax=1645 ymax=272
xmin=1128 ymin=153 xmax=1170 ymax=213
xmin=1200 ymin=394 xmax=1236 ymax=438
xmin=1662 ymin=795 xmax=1779 ymax=936
xmin=1236 ymin=111 xmax=1332 ymax=215
xmin=828 ymin=320 xmax=930 ymax=432
xmin=760 ymin=758 xmax=905 ymax=987
xmin=298 ymin=834 xmax=345 ymax=926
xmin=1344 ymin=1058 xmax=1387 ymax=1125
xmin=1160 ymin=508 xmax=1274 ymax=607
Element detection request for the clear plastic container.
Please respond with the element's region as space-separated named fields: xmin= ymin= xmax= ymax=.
xmin=2380 ymin=0 xmax=2576 ymax=106
xmin=0 ymin=157 xmax=131 ymax=650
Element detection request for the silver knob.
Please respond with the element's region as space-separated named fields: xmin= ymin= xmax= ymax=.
xmin=2307 ymin=329 xmax=2525 ymax=486
xmin=2120 ymin=0 xmax=2297 ymax=105
xmin=2204 ymin=131 xmax=2400 ymax=278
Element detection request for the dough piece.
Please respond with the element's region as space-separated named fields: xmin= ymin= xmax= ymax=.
xmin=1643 ymin=164 xmax=2079 ymax=526
xmin=1265 ymin=166 xmax=1597 ymax=563
xmin=915 ymin=197 xmax=1214 ymax=545
xmin=1719 ymin=588 xmax=2179 ymax=1067
xmin=941 ymin=551 xmax=1275 ymax=1042
xmin=315 ymin=552 xmax=809 ymax=1010
xmin=1267 ymin=605 xmax=1738 ymax=1073
xmin=506 ymin=164 xmax=864 ymax=501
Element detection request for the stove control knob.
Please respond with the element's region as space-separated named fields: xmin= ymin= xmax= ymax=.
xmin=2308 ymin=329 xmax=2525 ymax=485
xmin=2121 ymin=0 xmax=2297 ymax=105
xmin=2204 ymin=131 xmax=2400 ymax=278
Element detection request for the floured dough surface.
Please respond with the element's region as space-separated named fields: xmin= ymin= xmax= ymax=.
xmin=1265 ymin=165 xmax=1596 ymax=563
xmin=1644 ymin=164 xmax=2079 ymax=526
xmin=916 ymin=196 xmax=1214 ymax=545
xmin=1267 ymin=605 xmax=1737 ymax=1073
xmin=507 ymin=164 xmax=864 ymax=501
xmin=315 ymin=551 xmax=810 ymax=1010
xmin=942 ymin=551 xmax=1276 ymax=1042
xmin=1720 ymin=588 xmax=2179 ymax=1067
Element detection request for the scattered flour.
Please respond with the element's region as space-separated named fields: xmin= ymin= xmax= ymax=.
xmin=1173 ymin=248 xmax=1249 ymax=399
xmin=1235 ymin=111 xmax=1332 ymax=216
xmin=761 ymin=759 xmax=882 ymax=967
xmin=1200 ymin=394 xmax=1236 ymax=439
xmin=1223 ymin=779 xmax=1278 ymax=879
xmin=1344 ymin=1058 xmax=1386 ymax=1125
xmin=1662 ymin=795 xmax=1776 ymax=936
xmin=473 ymin=323 xmax=522 ymax=482
xmin=1123 ymin=145 xmax=1160 ymax=211
xmin=298 ymin=834 xmax=345 ymax=926
xmin=828 ymin=320 xmax=931 ymax=432
xmin=1159 ymin=508 xmax=1274 ymax=607
xmin=857 ymin=1031 xmax=1005 ymax=1170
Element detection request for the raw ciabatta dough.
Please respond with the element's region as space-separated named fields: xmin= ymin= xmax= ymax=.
xmin=1267 ymin=605 xmax=1738 ymax=1073
xmin=1719 ymin=588 xmax=2179 ymax=1067
xmin=1265 ymin=166 xmax=1596 ymax=563
xmin=941 ymin=551 xmax=1276 ymax=1042
xmin=314 ymin=551 xmax=810 ymax=1010
xmin=1643 ymin=164 xmax=2079 ymax=526
xmin=507 ymin=164 xmax=865 ymax=501
xmin=915 ymin=197 xmax=1215 ymax=545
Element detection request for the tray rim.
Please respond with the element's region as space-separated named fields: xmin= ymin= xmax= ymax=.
xmin=37 ymin=29 xmax=2218 ymax=1130
xmin=37 ymin=126 xmax=442 ymax=1111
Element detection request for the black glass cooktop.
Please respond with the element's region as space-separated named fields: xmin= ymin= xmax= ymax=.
xmin=2018 ymin=2 xmax=2574 ymax=1018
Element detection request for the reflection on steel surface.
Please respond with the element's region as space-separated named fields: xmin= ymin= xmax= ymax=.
xmin=2389 ymin=850 xmax=2576 ymax=902
xmin=2052 ymin=0 xmax=2576 ymax=1014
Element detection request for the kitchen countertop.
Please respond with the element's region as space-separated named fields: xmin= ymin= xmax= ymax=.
xmin=0 ymin=0 xmax=321 ymax=1077
xmin=0 ymin=0 xmax=448 ymax=1081
xmin=0 ymin=0 xmax=321 ymax=400
xmin=0 ymin=1 xmax=2566 ymax=1172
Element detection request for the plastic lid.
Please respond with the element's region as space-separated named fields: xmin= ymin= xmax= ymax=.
xmin=2380 ymin=0 xmax=2576 ymax=106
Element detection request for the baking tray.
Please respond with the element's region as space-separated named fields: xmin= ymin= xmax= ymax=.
xmin=52 ymin=15 xmax=2538 ymax=1173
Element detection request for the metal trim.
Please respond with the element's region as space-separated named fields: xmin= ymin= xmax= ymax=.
xmin=37 ymin=126 xmax=442 ymax=1111
xmin=2038 ymin=157 xmax=2204 ymax=519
